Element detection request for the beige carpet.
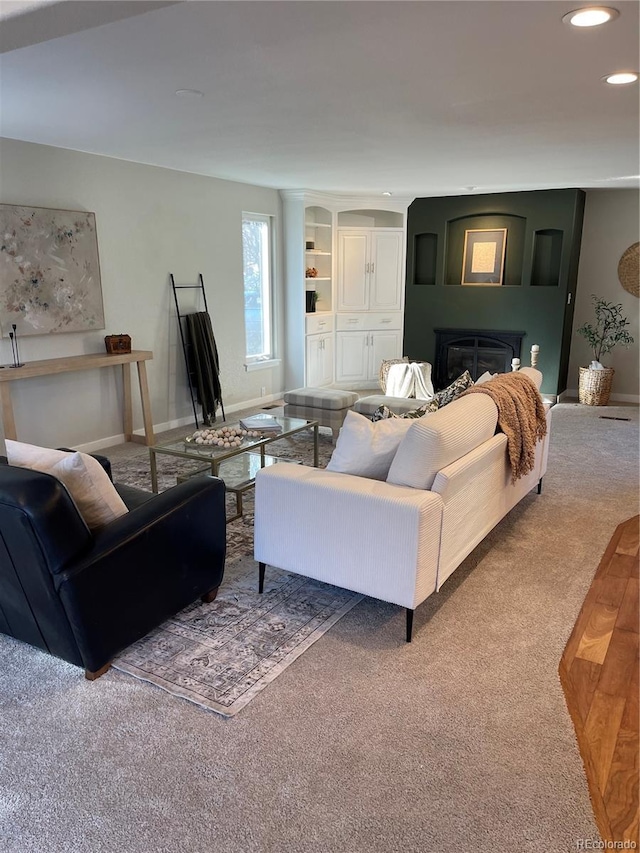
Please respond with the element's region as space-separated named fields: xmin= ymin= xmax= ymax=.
xmin=1 ymin=403 xmax=638 ymax=853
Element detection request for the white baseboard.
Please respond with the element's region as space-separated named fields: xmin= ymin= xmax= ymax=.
xmin=561 ymin=389 xmax=640 ymax=404
xmin=73 ymin=391 xmax=285 ymax=453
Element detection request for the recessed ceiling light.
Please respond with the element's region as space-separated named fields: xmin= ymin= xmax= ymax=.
xmin=562 ymin=6 xmax=619 ymax=27
xmin=175 ymin=89 xmax=204 ymax=99
xmin=382 ymin=191 xmax=392 ymax=196
xmin=603 ymin=71 xmax=639 ymax=85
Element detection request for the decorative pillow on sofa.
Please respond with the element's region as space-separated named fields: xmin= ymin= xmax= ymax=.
xmin=326 ymin=410 xmax=413 ymax=480
xmin=475 ymin=371 xmax=497 ymax=385
xmin=371 ymin=370 xmax=474 ymax=422
xmin=386 ymin=393 xmax=499 ymax=490
xmin=5 ymin=440 xmax=128 ymax=530
xmin=371 ymin=399 xmax=438 ymax=422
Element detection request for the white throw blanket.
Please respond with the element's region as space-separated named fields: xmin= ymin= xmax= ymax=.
xmin=386 ymin=362 xmax=434 ymax=399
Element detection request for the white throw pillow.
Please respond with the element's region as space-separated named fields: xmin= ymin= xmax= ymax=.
xmin=326 ymin=410 xmax=413 ymax=480
xmin=386 ymin=394 xmax=498 ymax=490
xmin=5 ymin=440 xmax=128 ymax=530
xmin=475 ymin=371 xmax=497 ymax=385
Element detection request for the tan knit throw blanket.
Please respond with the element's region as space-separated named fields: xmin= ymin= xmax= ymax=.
xmin=462 ymin=372 xmax=547 ymax=482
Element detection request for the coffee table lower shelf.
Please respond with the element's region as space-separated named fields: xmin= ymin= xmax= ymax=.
xmin=177 ymin=452 xmax=301 ymax=522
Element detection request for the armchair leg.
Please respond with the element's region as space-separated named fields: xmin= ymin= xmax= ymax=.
xmin=85 ymin=663 xmax=111 ymax=681
xmin=406 ymin=608 xmax=414 ymax=643
xmin=201 ymin=586 xmax=219 ymax=603
xmin=259 ymin=562 xmax=265 ymax=593
xmin=537 ymin=477 xmax=543 ymax=495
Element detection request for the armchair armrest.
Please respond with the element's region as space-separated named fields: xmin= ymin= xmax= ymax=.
xmin=55 ymin=475 xmax=227 ymax=672
xmin=254 ymin=464 xmax=443 ymax=609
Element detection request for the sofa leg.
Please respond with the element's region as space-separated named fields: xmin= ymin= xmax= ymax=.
xmin=537 ymin=477 xmax=543 ymax=495
xmin=259 ymin=562 xmax=265 ymax=593
xmin=406 ymin=609 xmax=414 ymax=643
xmin=201 ymin=586 xmax=219 ymax=603
xmin=85 ymin=662 xmax=111 ymax=681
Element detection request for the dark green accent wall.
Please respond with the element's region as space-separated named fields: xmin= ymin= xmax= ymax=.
xmin=404 ymin=189 xmax=586 ymax=396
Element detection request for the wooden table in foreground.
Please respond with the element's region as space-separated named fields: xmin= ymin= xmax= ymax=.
xmin=0 ymin=350 xmax=155 ymax=446
xmin=559 ymin=514 xmax=639 ymax=848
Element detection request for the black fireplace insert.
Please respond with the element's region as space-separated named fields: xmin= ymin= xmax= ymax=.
xmin=434 ymin=328 xmax=525 ymax=389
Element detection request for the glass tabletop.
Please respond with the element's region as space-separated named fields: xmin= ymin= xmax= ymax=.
xmin=152 ymin=415 xmax=316 ymax=461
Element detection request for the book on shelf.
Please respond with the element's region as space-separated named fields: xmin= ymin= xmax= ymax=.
xmin=239 ymin=414 xmax=282 ymax=432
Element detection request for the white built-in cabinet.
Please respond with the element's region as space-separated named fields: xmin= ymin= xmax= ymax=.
xmin=280 ymin=193 xmax=408 ymax=392
xmin=337 ymin=229 xmax=404 ymax=312
xmin=334 ymin=313 xmax=403 ymax=384
xmin=305 ymin=313 xmax=334 ymax=387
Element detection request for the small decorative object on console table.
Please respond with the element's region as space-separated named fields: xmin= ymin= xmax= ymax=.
xmin=8 ymin=324 xmax=24 ymax=368
xmin=104 ymin=334 xmax=132 ymax=354
xmin=577 ymin=295 xmax=634 ymax=405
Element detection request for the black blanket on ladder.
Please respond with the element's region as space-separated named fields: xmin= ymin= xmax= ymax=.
xmin=185 ymin=312 xmax=223 ymax=425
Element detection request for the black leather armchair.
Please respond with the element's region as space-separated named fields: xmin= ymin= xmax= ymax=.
xmin=0 ymin=458 xmax=226 ymax=679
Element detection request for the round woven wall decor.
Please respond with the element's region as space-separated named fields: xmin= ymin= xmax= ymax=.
xmin=618 ymin=242 xmax=639 ymax=297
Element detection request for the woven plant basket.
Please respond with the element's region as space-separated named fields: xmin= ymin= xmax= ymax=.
xmin=578 ymin=367 xmax=615 ymax=406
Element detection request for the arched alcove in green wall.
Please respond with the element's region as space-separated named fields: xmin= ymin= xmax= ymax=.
xmin=403 ymin=189 xmax=585 ymax=397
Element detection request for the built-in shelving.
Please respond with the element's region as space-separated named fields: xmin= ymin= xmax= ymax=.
xmin=305 ymin=206 xmax=333 ymax=318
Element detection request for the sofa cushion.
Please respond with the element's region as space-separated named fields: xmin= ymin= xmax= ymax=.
xmin=5 ymin=440 xmax=128 ymax=530
xmin=386 ymin=394 xmax=499 ymax=490
xmin=326 ymin=410 xmax=413 ymax=480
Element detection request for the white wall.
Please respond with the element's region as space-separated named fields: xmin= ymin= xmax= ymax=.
xmin=568 ymin=189 xmax=639 ymax=402
xmin=0 ymin=138 xmax=285 ymax=448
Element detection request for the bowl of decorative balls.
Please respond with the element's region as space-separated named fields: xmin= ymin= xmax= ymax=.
xmin=185 ymin=425 xmax=264 ymax=449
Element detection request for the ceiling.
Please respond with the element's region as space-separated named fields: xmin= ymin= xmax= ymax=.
xmin=1 ymin=0 xmax=638 ymax=196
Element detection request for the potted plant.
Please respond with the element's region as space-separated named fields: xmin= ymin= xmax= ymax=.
xmin=576 ymin=295 xmax=634 ymax=405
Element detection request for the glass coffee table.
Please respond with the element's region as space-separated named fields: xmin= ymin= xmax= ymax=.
xmin=149 ymin=416 xmax=319 ymax=521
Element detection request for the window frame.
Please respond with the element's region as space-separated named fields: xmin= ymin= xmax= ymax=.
xmin=242 ymin=211 xmax=276 ymax=366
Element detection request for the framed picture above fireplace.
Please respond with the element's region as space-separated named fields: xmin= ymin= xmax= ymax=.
xmin=461 ymin=228 xmax=507 ymax=286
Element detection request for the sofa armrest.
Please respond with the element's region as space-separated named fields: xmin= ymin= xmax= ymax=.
xmin=254 ymin=464 xmax=443 ymax=609
xmin=55 ymin=475 xmax=227 ymax=672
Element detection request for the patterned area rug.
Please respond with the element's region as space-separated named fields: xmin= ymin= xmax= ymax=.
xmin=111 ymin=429 xmax=356 ymax=716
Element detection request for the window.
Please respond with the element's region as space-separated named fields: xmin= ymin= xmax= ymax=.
xmin=242 ymin=213 xmax=273 ymax=362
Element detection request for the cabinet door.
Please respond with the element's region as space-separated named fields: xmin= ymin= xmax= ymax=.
xmin=369 ymin=231 xmax=404 ymax=311
xmin=305 ymin=335 xmax=323 ymax=387
xmin=337 ymin=232 xmax=369 ymax=312
xmin=306 ymin=334 xmax=333 ymax=387
xmin=368 ymin=330 xmax=402 ymax=380
xmin=319 ymin=334 xmax=334 ymax=386
xmin=335 ymin=331 xmax=369 ymax=384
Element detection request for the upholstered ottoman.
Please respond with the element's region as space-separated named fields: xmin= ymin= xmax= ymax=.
xmin=353 ymin=395 xmax=429 ymax=418
xmin=283 ymin=387 xmax=359 ymax=440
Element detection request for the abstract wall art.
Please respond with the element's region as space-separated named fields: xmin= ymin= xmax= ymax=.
xmin=0 ymin=204 xmax=105 ymax=336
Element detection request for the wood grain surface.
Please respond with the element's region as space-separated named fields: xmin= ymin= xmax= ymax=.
xmin=560 ymin=515 xmax=639 ymax=846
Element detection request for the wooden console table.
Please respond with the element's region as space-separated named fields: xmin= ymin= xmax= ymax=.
xmin=0 ymin=350 xmax=155 ymax=445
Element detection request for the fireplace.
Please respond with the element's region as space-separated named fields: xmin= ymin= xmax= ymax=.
xmin=434 ymin=329 xmax=525 ymax=389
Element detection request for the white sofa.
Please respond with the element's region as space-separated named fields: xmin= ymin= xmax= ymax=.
xmin=254 ymin=367 xmax=551 ymax=641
